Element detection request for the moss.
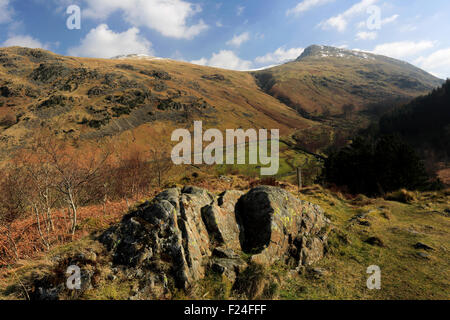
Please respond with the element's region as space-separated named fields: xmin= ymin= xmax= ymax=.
xmin=84 ymin=280 xmax=134 ymax=300
xmin=194 ymin=273 xmax=233 ymax=300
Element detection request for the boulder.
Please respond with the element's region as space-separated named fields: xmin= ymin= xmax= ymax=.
xmin=28 ymin=248 xmax=100 ymax=300
xmin=365 ymin=236 xmax=385 ymax=247
xmin=210 ymin=246 xmax=247 ymax=282
xmin=30 ymin=63 xmax=71 ymax=83
xmin=414 ymin=242 xmax=434 ymax=251
xmin=100 ymin=185 xmax=330 ymax=291
xmin=100 ymin=186 xmax=214 ymax=289
xmin=236 ymin=186 xmax=330 ymax=267
xmin=177 ymin=186 xmax=215 ymax=283
xmin=201 ymin=190 xmax=243 ymax=250
xmin=211 ymin=258 xmax=247 ymax=282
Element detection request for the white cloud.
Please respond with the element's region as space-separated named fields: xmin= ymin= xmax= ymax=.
xmin=193 ymin=46 xmax=305 ymax=71
xmin=226 ymin=32 xmax=250 ymax=47
xmin=415 ymin=48 xmax=450 ymax=79
xmin=255 ymin=47 xmax=304 ymax=65
xmin=356 ymin=31 xmax=377 ymax=40
xmin=399 ymin=24 xmax=417 ymax=32
xmin=372 ymin=41 xmax=434 ymax=59
xmin=0 ymin=0 xmax=13 ymax=24
xmin=237 ymin=6 xmax=245 ymax=16
xmin=287 ymin=0 xmax=334 ymax=16
xmin=80 ymin=0 xmax=208 ymax=40
xmin=3 ymin=35 xmax=49 ymax=49
xmin=320 ymin=0 xmax=379 ymax=32
xmin=356 ymin=20 xmax=366 ymax=29
xmin=191 ymin=50 xmax=252 ymax=71
xmin=67 ymin=24 xmax=153 ymax=58
xmin=322 ymin=15 xmax=347 ymax=32
xmin=191 ymin=57 xmax=208 ymax=65
xmin=381 ymin=14 xmax=399 ymax=25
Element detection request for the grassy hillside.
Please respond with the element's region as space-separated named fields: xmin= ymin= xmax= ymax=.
xmin=253 ymin=45 xmax=443 ymax=117
xmin=0 ymin=45 xmax=444 ymax=161
xmin=0 ymin=46 xmax=315 ymax=159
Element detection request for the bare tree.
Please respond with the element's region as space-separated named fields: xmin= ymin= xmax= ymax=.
xmin=34 ymin=133 xmax=111 ymax=236
xmin=19 ymin=145 xmax=57 ymax=235
xmin=116 ymin=147 xmax=151 ymax=200
xmin=150 ymin=130 xmax=174 ymax=187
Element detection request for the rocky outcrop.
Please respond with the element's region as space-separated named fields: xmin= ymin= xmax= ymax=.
xmin=236 ymin=186 xmax=330 ymax=267
xmin=23 ymin=185 xmax=329 ymax=300
xmin=100 ymin=186 xmax=218 ymax=289
xmin=201 ymin=190 xmax=243 ymax=251
xmin=100 ymin=185 xmax=330 ymax=292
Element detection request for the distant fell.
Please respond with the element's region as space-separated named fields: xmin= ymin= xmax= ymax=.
xmin=254 ymin=44 xmax=444 ymax=116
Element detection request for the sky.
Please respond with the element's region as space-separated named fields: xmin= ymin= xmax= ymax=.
xmin=0 ymin=0 xmax=449 ymax=78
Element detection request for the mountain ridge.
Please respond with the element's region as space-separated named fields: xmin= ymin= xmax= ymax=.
xmin=253 ymin=44 xmax=443 ymax=116
xmin=0 ymin=46 xmax=314 ymax=157
xmin=297 ymin=45 xmax=440 ymax=80
xmin=0 ymin=44 xmax=445 ymax=159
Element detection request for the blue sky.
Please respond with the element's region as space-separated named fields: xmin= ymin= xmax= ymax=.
xmin=1 ymin=0 xmax=449 ymax=78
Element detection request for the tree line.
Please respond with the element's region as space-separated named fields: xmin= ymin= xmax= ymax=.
xmin=323 ymin=135 xmax=433 ymax=196
xmin=322 ymin=80 xmax=450 ymax=196
xmin=379 ymin=79 xmax=449 ymax=160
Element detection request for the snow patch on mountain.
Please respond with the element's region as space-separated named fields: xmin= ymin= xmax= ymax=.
xmin=111 ymin=54 xmax=168 ymax=61
xmin=297 ymin=45 xmax=376 ymax=61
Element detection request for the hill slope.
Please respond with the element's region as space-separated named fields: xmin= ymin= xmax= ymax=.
xmin=253 ymin=45 xmax=444 ymax=116
xmin=0 ymin=45 xmax=445 ymax=162
xmin=379 ymin=79 xmax=450 ymax=160
xmin=0 ymin=47 xmax=314 ymax=158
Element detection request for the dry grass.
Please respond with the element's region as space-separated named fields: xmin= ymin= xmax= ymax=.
xmin=0 ymin=200 xmax=129 ymax=268
xmin=385 ymin=189 xmax=417 ymax=204
xmin=438 ymin=168 xmax=450 ymax=185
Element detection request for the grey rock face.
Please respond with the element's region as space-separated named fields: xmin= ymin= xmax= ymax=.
xmin=414 ymin=242 xmax=434 ymax=251
xmin=201 ymin=190 xmax=243 ymax=250
xmin=101 ymin=187 xmax=211 ymax=289
xmin=100 ymin=185 xmax=330 ymax=290
xmin=236 ymin=186 xmax=330 ymax=267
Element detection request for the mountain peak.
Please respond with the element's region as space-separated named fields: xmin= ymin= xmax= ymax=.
xmin=110 ymin=53 xmax=167 ymax=61
xmin=296 ymin=45 xmax=374 ymax=61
